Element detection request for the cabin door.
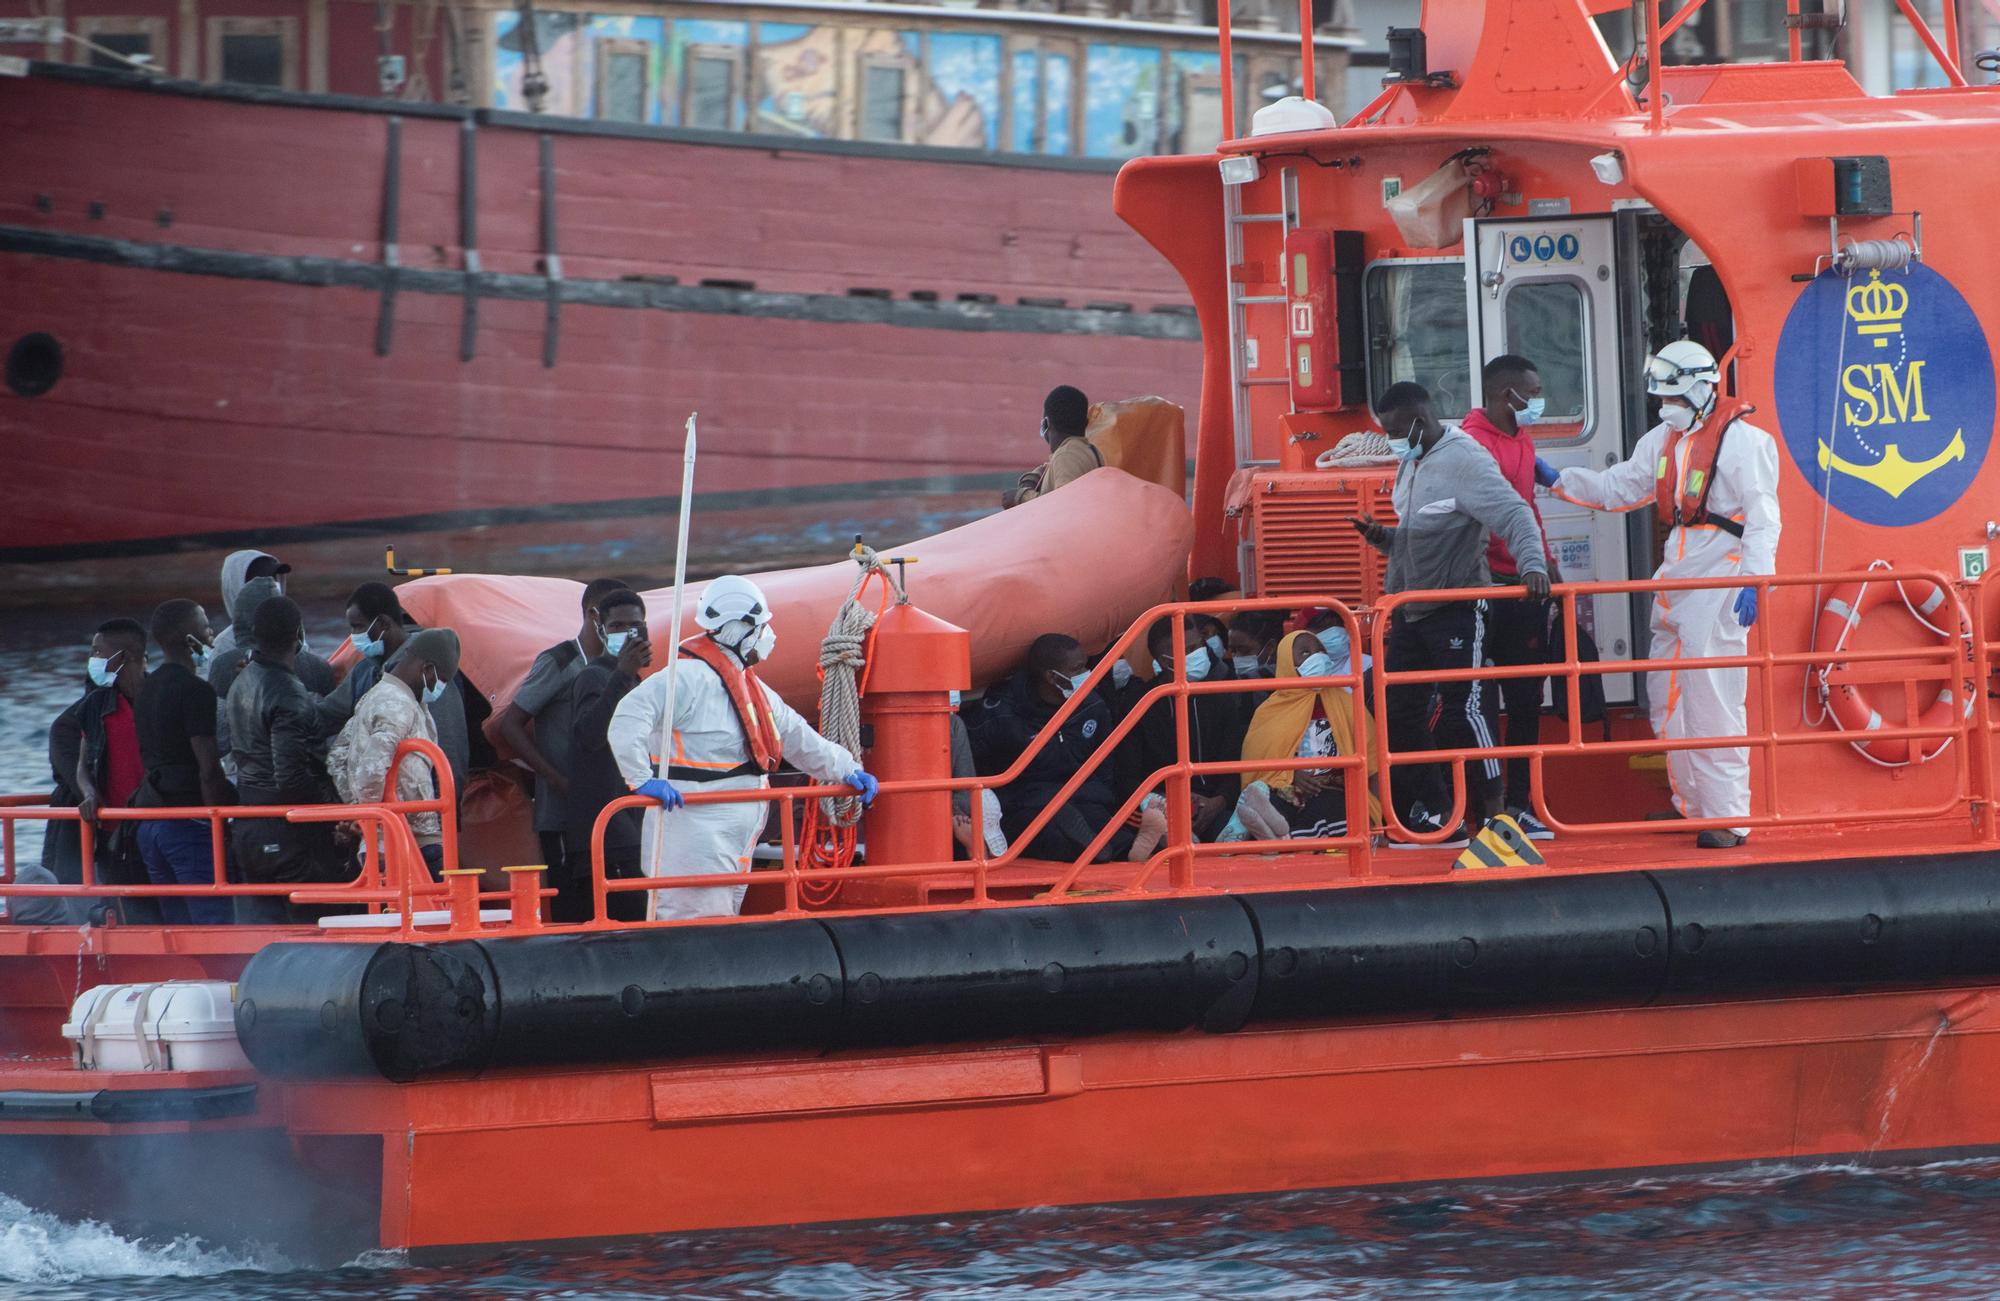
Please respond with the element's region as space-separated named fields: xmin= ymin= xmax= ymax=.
xmin=1467 ymin=215 xmax=1637 ymax=704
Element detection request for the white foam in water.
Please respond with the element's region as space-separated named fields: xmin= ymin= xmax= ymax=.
xmin=0 ymin=1192 xmax=278 ymax=1282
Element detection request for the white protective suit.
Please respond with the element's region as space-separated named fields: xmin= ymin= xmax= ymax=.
xmin=608 ymin=654 xmax=860 ymax=919
xmin=1554 ymin=416 xmax=1782 ymax=835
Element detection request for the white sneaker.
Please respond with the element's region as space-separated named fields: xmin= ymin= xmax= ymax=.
xmin=980 ymin=790 xmax=1008 ymax=857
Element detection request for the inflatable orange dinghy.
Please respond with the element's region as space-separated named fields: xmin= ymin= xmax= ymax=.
xmin=393 ymin=469 xmax=1193 ymax=721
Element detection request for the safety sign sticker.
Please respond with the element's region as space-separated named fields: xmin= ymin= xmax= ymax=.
xmin=1508 ymin=232 xmax=1580 ymax=264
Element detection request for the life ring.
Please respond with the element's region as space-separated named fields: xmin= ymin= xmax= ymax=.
xmin=1814 ymin=575 xmax=1968 ymax=765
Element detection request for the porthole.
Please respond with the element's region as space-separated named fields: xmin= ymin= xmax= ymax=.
xmin=5 ymin=333 xmax=63 ymax=398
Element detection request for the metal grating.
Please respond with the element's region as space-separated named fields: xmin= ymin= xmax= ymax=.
xmin=1250 ymin=470 xmax=1399 ymax=604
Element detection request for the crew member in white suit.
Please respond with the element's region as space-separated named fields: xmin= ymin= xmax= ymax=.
xmin=1536 ymin=340 xmax=1782 ymax=848
xmin=608 ymin=575 xmax=878 ymax=918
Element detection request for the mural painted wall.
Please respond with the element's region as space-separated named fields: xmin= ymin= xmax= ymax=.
xmin=490 ymin=10 xmax=1288 ymax=157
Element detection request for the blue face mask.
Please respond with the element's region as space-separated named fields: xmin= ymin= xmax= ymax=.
xmin=1512 ymin=392 xmax=1547 ymax=426
xmin=1231 ymin=653 xmax=1262 ymax=678
xmin=1386 ymin=435 xmax=1422 ymax=463
xmin=350 ymin=631 xmax=385 ymax=659
xmin=87 ymin=654 xmax=119 ymax=688
xmin=187 ymin=636 xmax=212 ymax=675
xmin=1314 ymin=626 xmax=1353 ymax=666
xmin=603 ymin=630 xmax=633 ymax=657
xmin=949 ymin=689 xmax=962 ymax=709
xmin=423 ymin=673 xmax=448 ymax=705
xmin=1298 ymin=652 xmax=1338 ymax=680
xmin=1056 ymin=670 xmax=1089 ymax=700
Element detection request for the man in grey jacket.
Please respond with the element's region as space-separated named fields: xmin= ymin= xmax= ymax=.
xmin=1353 ymin=382 xmax=1550 ymax=844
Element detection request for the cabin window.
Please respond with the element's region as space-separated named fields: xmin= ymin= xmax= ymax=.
xmin=78 ymin=19 xmax=164 ymax=71
xmin=1503 ymin=279 xmax=1590 ymax=434
xmin=207 ymin=17 xmax=297 ymax=89
xmin=1364 ymin=260 xmax=1472 ymax=420
xmin=859 ymin=59 xmax=906 ymax=142
xmin=683 ymin=50 xmax=737 ymax=129
xmin=597 ymin=39 xmax=650 ymax=123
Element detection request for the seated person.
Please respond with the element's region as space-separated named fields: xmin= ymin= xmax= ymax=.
xmin=1113 ymin=616 xmax=1253 ymax=841
xmin=1226 ymin=630 xmax=1381 ymax=842
xmin=948 ymin=690 xmax=1008 ymax=859
xmin=1225 ymin=610 xmax=1287 ymax=681
xmin=969 ymin=633 xmax=1136 ymax=862
xmin=1002 ymin=386 xmax=1103 ymax=509
xmin=326 ymin=629 xmax=461 ymax=881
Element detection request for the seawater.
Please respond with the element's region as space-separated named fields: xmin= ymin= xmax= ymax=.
xmin=8 ymin=1160 xmax=2000 ymax=1299
xmin=6 ymin=611 xmax=2000 ymax=1296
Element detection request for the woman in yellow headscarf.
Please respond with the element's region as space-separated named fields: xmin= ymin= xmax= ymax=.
xmin=1225 ymin=629 xmax=1381 ymax=841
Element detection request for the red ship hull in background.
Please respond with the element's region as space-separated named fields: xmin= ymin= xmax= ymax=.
xmin=0 ymin=66 xmax=1199 ymax=594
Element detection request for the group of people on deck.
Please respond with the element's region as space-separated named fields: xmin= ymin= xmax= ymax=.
xmin=1006 ymin=343 xmax=1780 ymax=855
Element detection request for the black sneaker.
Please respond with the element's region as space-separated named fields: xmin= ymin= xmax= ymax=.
xmin=1388 ymin=802 xmax=1471 ymax=850
xmin=1508 ymin=808 xmax=1555 ymax=841
xmin=1695 ymin=829 xmax=1747 ymax=849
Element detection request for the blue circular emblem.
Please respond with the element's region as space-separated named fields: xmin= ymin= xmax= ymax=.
xmin=1533 ymin=235 xmax=1556 ymax=261
xmin=1774 ymin=265 xmax=1993 ymax=528
xmin=1556 ymin=233 xmax=1580 ymax=260
xmin=1509 ymin=236 xmax=1532 ymax=263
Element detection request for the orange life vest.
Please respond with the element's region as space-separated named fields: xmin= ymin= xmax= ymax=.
xmin=675 ymin=636 xmax=783 ymax=777
xmin=1654 ymin=397 xmax=1755 ymax=537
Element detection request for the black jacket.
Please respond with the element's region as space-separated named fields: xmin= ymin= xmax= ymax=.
xmin=42 ymin=692 xmax=88 ymax=883
xmin=968 ymin=671 xmax=1127 ymax=861
xmin=1112 ymin=652 xmax=1254 ymax=812
xmin=225 ymin=653 xmax=336 ymax=804
xmin=566 ymin=656 xmax=644 ymax=854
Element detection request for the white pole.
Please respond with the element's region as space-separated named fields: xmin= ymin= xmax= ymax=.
xmin=648 ymin=413 xmax=699 ymax=921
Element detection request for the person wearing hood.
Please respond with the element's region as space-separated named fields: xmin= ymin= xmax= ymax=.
xmin=971 ymin=632 xmax=1137 ymax=862
xmin=1224 ymin=628 xmax=1381 ymax=842
xmin=1002 ymin=386 xmax=1103 ymax=509
xmin=1351 ymin=381 xmax=1549 ymax=846
xmin=210 ymin=575 xmax=335 ymax=782
xmin=209 ymin=550 xmax=291 ymax=662
xmin=1113 ymin=616 xmax=1254 ymax=841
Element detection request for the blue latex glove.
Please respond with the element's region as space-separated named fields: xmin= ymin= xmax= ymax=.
xmin=846 ymin=769 xmax=880 ymax=806
xmin=634 ymin=777 xmax=684 ymax=811
xmin=1533 ymin=457 xmax=1561 ymax=488
xmin=1733 ymin=588 xmax=1758 ymax=627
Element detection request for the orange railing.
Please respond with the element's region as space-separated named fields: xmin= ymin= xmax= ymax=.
xmin=0 ymin=737 xmax=463 ymax=930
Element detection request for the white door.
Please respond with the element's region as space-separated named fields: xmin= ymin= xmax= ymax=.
xmin=1467 ymin=215 xmax=1636 ymax=704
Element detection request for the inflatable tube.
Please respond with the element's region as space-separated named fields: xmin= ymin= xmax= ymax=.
xmin=821 ymin=898 xmax=1260 ymax=1046
xmin=237 ymin=854 xmax=2000 ymax=1082
xmin=1653 ymin=854 xmax=2000 ymax=997
xmin=1243 ymin=873 xmax=1670 ymax=1023
xmin=391 ymin=469 xmax=1193 ymax=719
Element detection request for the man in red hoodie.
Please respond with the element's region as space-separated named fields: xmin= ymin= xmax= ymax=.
xmin=1459 ymin=354 xmax=1555 ymax=839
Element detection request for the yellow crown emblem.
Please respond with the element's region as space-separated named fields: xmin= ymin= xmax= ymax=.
xmin=1846 ymin=271 xmax=1909 ymax=347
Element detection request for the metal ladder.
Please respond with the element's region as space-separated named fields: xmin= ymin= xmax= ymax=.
xmin=1221 ymin=166 xmax=1299 ymax=588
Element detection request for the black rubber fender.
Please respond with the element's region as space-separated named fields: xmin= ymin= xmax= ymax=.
xmin=458 ymin=919 xmax=845 ymax=1071
xmin=1651 ymin=854 xmax=2000 ymax=998
xmin=1242 ymin=872 xmax=1671 ymax=1023
xmin=821 ymin=897 xmax=1260 ymax=1047
xmin=236 ymin=941 xmax=497 ymax=1082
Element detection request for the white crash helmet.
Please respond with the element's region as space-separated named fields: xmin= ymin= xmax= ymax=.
xmin=696 ymin=574 xmax=771 ymax=658
xmin=1644 ymin=339 xmax=1720 ymax=408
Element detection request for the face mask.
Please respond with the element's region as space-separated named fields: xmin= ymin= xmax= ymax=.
xmin=188 ymin=636 xmax=213 ymax=674
xmin=751 ymin=624 xmax=777 ymax=664
xmin=603 ymin=630 xmax=633 ymax=657
xmin=1231 ymin=653 xmax=1262 ymax=677
xmin=1205 ymin=634 xmax=1226 ymax=660
xmin=1386 ymin=435 xmax=1422 ymax=463
xmin=1660 ymin=402 xmax=1697 ymax=432
xmin=1110 ymin=659 xmax=1133 ymax=690
xmin=422 ymin=672 xmax=447 ymax=705
xmin=1513 ymin=394 xmax=1547 ymax=426
xmin=87 ymin=654 xmax=118 ymax=688
xmin=948 ymin=689 xmax=962 ymax=709
xmin=1315 ymin=627 xmax=1353 ymax=666
xmin=350 ymin=630 xmax=386 ymax=659
xmin=1185 ymin=648 xmax=1212 ymax=682
xmin=1298 ymin=652 xmax=1338 ymax=680
xmin=1055 ymin=669 xmax=1089 ymax=700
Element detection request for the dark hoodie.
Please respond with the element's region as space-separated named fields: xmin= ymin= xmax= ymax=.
xmin=209 ymin=576 xmax=335 ymax=778
xmin=968 ymin=670 xmax=1132 ymax=862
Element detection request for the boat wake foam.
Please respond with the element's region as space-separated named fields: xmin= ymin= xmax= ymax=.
xmin=0 ymin=1193 xmax=281 ymax=1282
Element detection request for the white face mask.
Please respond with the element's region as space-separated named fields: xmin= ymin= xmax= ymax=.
xmin=750 ymin=624 xmax=777 ymax=664
xmin=1660 ymin=401 xmax=1697 ymax=432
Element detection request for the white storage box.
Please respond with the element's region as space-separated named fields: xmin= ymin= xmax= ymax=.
xmin=62 ymin=980 xmax=251 ymax=1073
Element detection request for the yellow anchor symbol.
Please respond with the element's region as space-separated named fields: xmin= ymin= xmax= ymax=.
xmin=1816 ymin=429 xmax=1966 ymax=498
